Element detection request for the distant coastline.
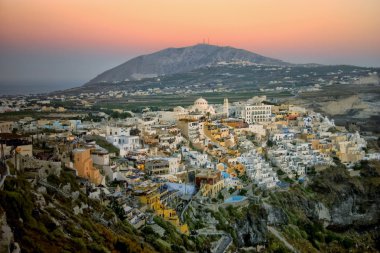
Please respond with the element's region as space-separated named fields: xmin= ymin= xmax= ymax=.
xmin=0 ymin=81 xmax=81 ymax=96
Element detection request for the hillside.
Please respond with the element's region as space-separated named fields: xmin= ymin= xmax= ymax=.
xmin=182 ymin=161 xmax=380 ymax=252
xmin=1 ymin=158 xmax=379 ymax=252
xmin=0 ymin=169 xmax=218 ymax=253
xmin=0 ymin=171 xmax=156 ymax=253
xmin=86 ymin=44 xmax=289 ymax=85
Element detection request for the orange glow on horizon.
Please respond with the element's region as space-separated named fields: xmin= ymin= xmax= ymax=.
xmin=1 ymin=0 xmax=379 ymax=63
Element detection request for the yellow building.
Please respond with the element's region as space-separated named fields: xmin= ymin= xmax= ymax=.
xmin=204 ymin=122 xmax=230 ymax=142
xmin=195 ymin=170 xmax=225 ymax=198
xmin=199 ymin=180 xmax=225 ymax=198
xmin=311 ymin=140 xmax=333 ymax=154
xmin=227 ymin=163 xmax=245 ymax=178
xmin=139 ymin=191 xmax=160 ymax=206
xmin=337 ymin=142 xmax=365 ymax=163
xmin=73 ymin=148 xmax=104 ymax=185
xmin=137 ymin=188 xmax=189 ymax=234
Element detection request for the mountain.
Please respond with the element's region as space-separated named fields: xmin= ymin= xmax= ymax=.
xmin=86 ymin=44 xmax=290 ymax=85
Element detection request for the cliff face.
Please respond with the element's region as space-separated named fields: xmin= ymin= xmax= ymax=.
xmin=233 ymin=206 xmax=268 ymax=247
xmin=224 ymin=162 xmax=380 ymax=251
xmin=266 ymin=163 xmax=380 ymax=229
xmin=321 ymin=95 xmax=368 ymax=115
xmin=263 ymin=162 xmax=380 ymax=251
xmin=309 ymin=163 xmax=380 ymax=229
xmin=0 ymin=211 xmax=18 ymax=253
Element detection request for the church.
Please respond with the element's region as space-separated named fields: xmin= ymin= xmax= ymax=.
xmin=189 ymin=97 xmax=216 ymax=115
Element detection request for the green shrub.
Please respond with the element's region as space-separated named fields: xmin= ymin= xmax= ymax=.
xmin=87 ymin=243 xmax=108 ymax=253
xmin=342 ymin=237 xmax=354 ymax=249
xmin=72 ymin=238 xmax=86 ymax=252
xmin=239 ymin=189 xmax=248 ymax=196
xmin=171 ymin=244 xmax=185 ymax=253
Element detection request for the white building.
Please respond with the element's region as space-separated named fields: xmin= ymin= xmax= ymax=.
xmin=241 ymin=103 xmax=272 ymax=124
xmin=237 ymin=150 xmax=278 ymax=189
xmin=106 ymin=126 xmax=130 ymax=136
xmin=269 ymin=140 xmax=333 ymax=178
xmin=106 ymin=135 xmax=141 ymax=157
xmin=145 ymin=156 xmax=181 ymax=175
xmin=91 ymin=149 xmax=110 ymax=166
xmin=242 ymin=124 xmax=267 ymax=138
xmin=181 ymin=146 xmax=209 ymax=168
xmin=271 ymin=133 xmax=295 ymax=142
xmin=177 ymin=119 xmax=201 ymax=142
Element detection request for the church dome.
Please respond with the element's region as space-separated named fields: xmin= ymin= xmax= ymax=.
xmin=194 ymin=97 xmax=208 ymax=110
xmin=191 ymin=97 xmax=216 ymax=115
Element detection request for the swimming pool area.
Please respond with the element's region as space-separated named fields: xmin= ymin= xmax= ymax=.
xmin=224 ymin=195 xmax=247 ymax=203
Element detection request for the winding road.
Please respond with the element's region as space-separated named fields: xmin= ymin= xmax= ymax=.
xmin=267 ymin=226 xmax=299 ymax=253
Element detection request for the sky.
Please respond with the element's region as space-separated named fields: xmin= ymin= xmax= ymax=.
xmin=1 ymin=0 xmax=379 ymax=89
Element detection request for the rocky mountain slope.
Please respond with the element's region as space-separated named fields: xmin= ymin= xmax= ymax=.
xmin=86 ymin=44 xmax=289 ymax=85
xmin=264 ymin=162 xmax=380 ymax=252
xmin=183 ymin=161 xmax=380 ymax=252
xmin=1 ymin=161 xmax=379 ymax=252
xmin=0 ymin=171 xmax=156 ymax=253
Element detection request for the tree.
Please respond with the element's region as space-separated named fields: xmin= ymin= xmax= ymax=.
xmin=239 ymin=174 xmax=249 ymax=183
xmin=130 ymin=128 xmax=141 ymax=136
xmin=239 ymin=189 xmax=247 ymax=196
xmin=307 ymin=167 xmax=316 ymax=176
xmin=217 ymin=191 xmax=224 ymax=201
xmin=109 ymin=111 xmax=132 ymax=119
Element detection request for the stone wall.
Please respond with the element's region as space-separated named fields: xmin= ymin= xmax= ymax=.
xmin=9 ymin=156 xmax=61 ymax=179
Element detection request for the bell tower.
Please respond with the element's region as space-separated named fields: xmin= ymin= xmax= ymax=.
xmin=223 ymin=98 xmax=229 ymax=118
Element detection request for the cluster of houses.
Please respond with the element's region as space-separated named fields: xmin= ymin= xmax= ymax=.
xmin=1 ymin=95 xmax=377 ymax=234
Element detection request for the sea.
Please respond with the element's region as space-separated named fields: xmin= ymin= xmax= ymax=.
xmin=0 ymin=81 xmax=82 ymax=96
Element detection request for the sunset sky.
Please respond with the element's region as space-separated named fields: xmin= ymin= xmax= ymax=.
xmin=1 ymin=0 xmax=379 ymax=87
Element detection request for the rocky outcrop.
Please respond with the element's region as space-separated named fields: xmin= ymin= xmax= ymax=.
xmin=279 ymin=165 xmax=380 ymax=231
xmin=276 ymin=189 xmax=380 ymax=230
xmin=0 ymin=212 xmax=19 ymax=253
xmin=312 ymin=202 xmax=331 ymax=227
xmin=312 ymin=166 xmax=380 ymax=229
xmin=233 ymin=206 xmax=267 ymax=247
xmin=321 ymin=95 xmax=368 ymax=115
xmin=328 ymin=195 xmax=379 ymax=229
xmin=263 ymin=203 xmax=288 ymax=226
